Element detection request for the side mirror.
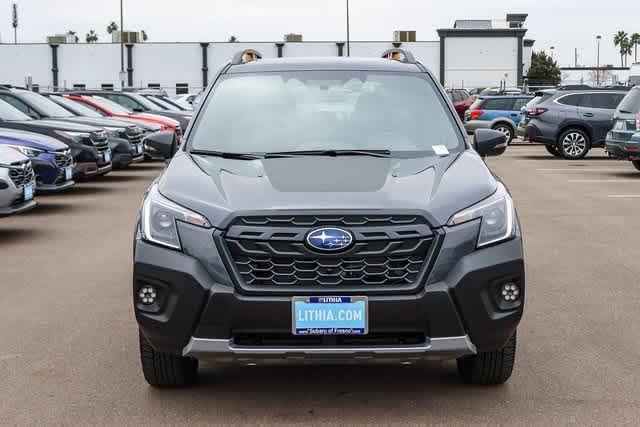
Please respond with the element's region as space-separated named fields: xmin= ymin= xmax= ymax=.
xmin=473 ymin=129 xmax=507 ymax=157
xmin=143 ymin=130 xmax=176 ymax=160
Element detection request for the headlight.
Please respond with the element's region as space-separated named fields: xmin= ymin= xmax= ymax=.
xmin=6 ymin=145 xmax=43 ymax=157
xmin=448 ymin=182 xmax=516 ymax=248
xmin=55 ymin=130 xmax=90 ymax=143
xmin=140 ymin=184 xmax=211 ymax=250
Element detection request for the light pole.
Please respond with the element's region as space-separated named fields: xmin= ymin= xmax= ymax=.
xmin=120 ymin=0 xmax=125 ymax=89
xmin=346 ymin=0 xmax=351 ymax=57
xmin=596 ymin=35 xmax=602 ymax=86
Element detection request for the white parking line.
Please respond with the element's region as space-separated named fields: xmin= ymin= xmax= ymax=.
xmin=537 ymin=168 xmax=623 ymax=172
xmin=607 ymin=195 xmax=640 ymax=198
xmin=568 ymin=179 xmax=640 ymax=183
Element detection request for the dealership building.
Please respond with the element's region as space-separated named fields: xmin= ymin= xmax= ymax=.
xmin=0 ymin=14 xmax=533 ymax=95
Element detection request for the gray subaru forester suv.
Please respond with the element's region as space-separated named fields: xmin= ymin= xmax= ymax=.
xmin=133 ymin=49 xmax=525 ymax=387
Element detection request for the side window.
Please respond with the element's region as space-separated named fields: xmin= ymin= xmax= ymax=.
xmin=580 ymin=93 xmax=622 ymax=109
xmin=483 ymin=98 xmax=515 ymax=111
xmin=0 ymin=94 xmax=40 ymax=118
xmin=512 ymin=98 xmax=530 ymax=110
xmin=557 ymin=94 xmax=583 ymax=107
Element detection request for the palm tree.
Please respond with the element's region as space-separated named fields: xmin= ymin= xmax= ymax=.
xmin=631 ymin=33 xmax=640 ymax=63
xmin=106 ymin=21 xmax=118 ymax=35
xmin=86 ymin=30 xmax=98 ymax=43
xmin=614 ymin=31 xmax=629 ymax=67
xmin=66 ymin=30 xmax=79 ymax=43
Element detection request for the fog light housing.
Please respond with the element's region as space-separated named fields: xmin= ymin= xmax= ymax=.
xmin=138 ymin=286 xmax=157 ymax=305
xmin=501 ymin=283 xmax=520 ymax=302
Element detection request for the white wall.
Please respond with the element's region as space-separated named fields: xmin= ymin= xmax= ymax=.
xmin=0 ymin=44 xmax=52 ymax=88
xmin=444 ymin=37 xmax=519 ymax=88
xmin=0 ymin=38 xmax=521 ymax=94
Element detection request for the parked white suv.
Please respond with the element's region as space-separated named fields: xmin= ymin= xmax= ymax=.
xmin=0 ymin=146 xmax=36 ymax=216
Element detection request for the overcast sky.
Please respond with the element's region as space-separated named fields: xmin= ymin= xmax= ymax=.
xmin=1 ymin=0 xmax=639 ymax=67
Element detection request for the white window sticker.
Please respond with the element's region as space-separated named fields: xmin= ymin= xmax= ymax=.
xmin=433 ymin=145 xmax=450 ymax=156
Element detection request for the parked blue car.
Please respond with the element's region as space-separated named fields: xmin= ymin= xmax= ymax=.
xmin=0 ymin=129 xmax=75 ymax=193
xmin=464 ymin=95 xmax=533 ymax=144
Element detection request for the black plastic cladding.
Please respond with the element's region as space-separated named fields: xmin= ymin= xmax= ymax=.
xmin=215 ymin=213 xmax=444 ymax=296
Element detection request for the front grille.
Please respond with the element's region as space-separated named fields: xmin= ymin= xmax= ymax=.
xmin=8 ymin=161 xmax=35 ymax=187
xmin=223 ymin=215 xmax=439 ymax=293
xmin=89 ymin=131 xmax=109 ymax=149
xmin=54 ymin=149 xmax=73 ymax=168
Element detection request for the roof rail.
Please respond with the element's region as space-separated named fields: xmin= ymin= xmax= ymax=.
xmin=381 ymin=48 xmax=416 ymax=64
xmin=231 ymin=49 xmax=263 ymax=65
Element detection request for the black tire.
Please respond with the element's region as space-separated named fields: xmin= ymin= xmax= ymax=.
xmin=492 ymin=123 xmax=515 ymax=145
xmin=545 ymin=144 xmax=561 ymax=157
xmin=139 ymin=330 xmax=198 ymax=388
xmin=558 ymin=128 xmax=591 ymax=160
xmin=457 ymin=332 xmax=517 ymax=385
xmin=632 ymin=160 xmax=640 ymax=172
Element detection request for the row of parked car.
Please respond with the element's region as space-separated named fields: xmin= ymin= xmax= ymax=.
xmin=0 ymin=87 xmax=192 ymax=216
xmin=449 ymin=85 xmax=640 ymax=169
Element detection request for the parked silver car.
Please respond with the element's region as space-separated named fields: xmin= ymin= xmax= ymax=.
xmin=0 ymin=146 xmax=36 ymax=216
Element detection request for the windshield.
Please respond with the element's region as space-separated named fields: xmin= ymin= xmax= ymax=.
xmin=129 ymin=93 xmax=161 ymax=110
xmin=50 ymin=96 xmax=103 ymax=118
xmin=91 ymin=96 xmax=133 ymax=114
xmin=617 ymin=88 xmax=640 ymax=113
xmin=189 ymin=71 xmax=463 ymax=156
xmin=20 ymin=92 xmax=74 ymax=118
xmin=145 ymin=96 xmax=181 ymax=111
xmin=0 ymin=98 xmax=32 ymax=121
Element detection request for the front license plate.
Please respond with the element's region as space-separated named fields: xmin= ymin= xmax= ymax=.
xmin=292 ymin=296 xmax=368 ymax=335
xmin=104 ymin=150 xmax=111 ymax=163
xmin=136 ymin=144 xmax=143 ymax=154
xmin=64 ymin=166 xmax=73 ymax=181
xmin=23 ymin=183 xmax=33 ymax=201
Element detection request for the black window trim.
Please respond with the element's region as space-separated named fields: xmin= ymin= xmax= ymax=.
xmin=554 ymin=91 xmax=626 ymax=109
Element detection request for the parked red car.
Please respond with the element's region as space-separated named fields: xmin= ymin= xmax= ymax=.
xmin=65 ymin=94 xmax=181 ymax=139
xmin=447 ymin=89 xmax=474 ymax=120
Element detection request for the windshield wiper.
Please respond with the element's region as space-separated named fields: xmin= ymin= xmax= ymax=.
xmin=190 ymin=149 xmax=265 ymax=160
xmin=267 ymin=149 xmax=392 ymax=158
xmin=190 ymin=149 xmax=296 ymax=160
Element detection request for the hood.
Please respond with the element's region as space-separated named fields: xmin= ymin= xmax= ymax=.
xmin=45 ymin=116 xmax=138 ymax=130
xmin=135 ymin=113 xmax=179 ymax=128
xmin=11 ymin=119 xmax=102 ymax=133
xmin=0 ymin=145 xmax=29 ymax=164
xmin=101 ymin=116 xmax=162 ymax=132
xmin=159 ymin=150 xmax=497 ymax=228
xmin=0 ymin=129 xmax=68 ymax=152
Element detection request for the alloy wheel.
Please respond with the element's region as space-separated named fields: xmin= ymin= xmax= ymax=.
xmin=494 ymin=125 xmax=512 ymax=142
xmin=561 ymin=132 xmax=587 ymax=158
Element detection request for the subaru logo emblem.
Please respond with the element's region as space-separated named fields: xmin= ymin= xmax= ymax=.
xmin=306 ymin=228 xmax=354 ymax=252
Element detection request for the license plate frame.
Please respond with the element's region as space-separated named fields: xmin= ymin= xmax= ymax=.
xmin=292 ymin=296 xmax=368 ymax=336
xmin=64 ymin=166 xmax=73 ymax=181
xmin=104 ymin=150 xmax=111 ymax=163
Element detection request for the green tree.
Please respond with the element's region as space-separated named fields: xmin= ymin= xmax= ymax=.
xmin=86 ymin=30 xmax=98 ymax=43
xmin=141 ymin=30 xmax=148 ymax=42
xmin=228 ymin=35 xmax=238 ymax=43
xmin=526 ymin=51 xmax=561 ymax=85
xmin=106 ymin=21 xmax=119 ymax=35
xmin=614 ymin=31 xmax=629 ymax=67
xmin=631 ymin=33 xmax=640 ymax=63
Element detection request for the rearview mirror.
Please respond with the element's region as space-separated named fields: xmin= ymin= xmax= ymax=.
xmin=473 ymin=129 xmax=507 ymax=157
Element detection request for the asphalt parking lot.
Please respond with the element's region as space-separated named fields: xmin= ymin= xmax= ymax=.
xmin=1 ymin=146 xmax=639 ymax=426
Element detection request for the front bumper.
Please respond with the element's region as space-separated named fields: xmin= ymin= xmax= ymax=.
xmin=134 ymin=219 xmax=525 ymax=361
xmin=74 ymin=161 xmax=112 ymax=180
xmin=0 ymin=198 xmax=36 ymax=216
